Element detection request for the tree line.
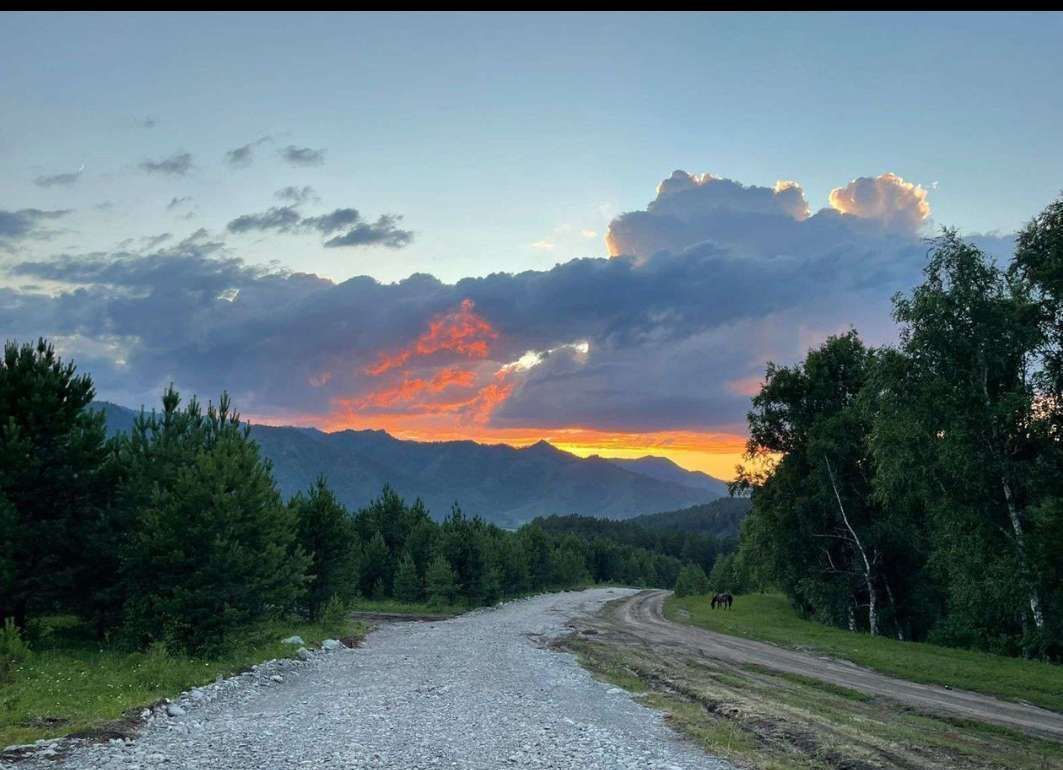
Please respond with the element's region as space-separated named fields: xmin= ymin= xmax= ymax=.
xmin=732 ymin=196 xmax=1063 ymax=659
xmin=0 ymin=354 xmax=707 ymax=655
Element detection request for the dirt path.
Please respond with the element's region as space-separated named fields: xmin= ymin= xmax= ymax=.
xmin=579 ymin=589 xmax=1063 ymax=741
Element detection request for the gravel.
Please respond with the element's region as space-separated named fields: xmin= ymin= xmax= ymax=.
xmin=5 ymin=588 xmax=732 ymax=769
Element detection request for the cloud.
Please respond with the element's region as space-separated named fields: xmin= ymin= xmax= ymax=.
xmin=322 ymin=215 xmax=412 ymax=249
xmin=279 ymin=145 xmax=325 ymax=167
xmin=1 ymin=168 xmax=978 ymax=462
xmin=226 ymin=203 xmax=413 ymax=249
xmin=34 ymin=166 xmax=84 ymax=188
xmin=275 ymin=186 xmax=319 ymax=205
xmin=166 ymin=196 xmax=193 ymax=211
xmin=224 ymin=136 xmax=271 ymax=168
xmin=0 ymin=208 xmax=72 ymax=246
xmin=139 ymin=151 xmax=194 ymax=176
xmin=827 ymin=172 xmax=931 ymax=234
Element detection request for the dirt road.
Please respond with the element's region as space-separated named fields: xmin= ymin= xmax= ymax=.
xmin=579 ymin=589 xmax=1063 ymax=741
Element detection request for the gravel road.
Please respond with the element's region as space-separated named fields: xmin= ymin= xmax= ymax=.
xmin=582 ymin=590 xmax=1063 ymax=741
xmin=13 ymin=588 xmax=732 ymax=770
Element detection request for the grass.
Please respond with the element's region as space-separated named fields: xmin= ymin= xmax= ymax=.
xmin=565 ymin=635 xmax=1063 ymax=770
xmin=346 ymin=597 xmax=464 ymax=616
xmin=0 ymin=614 xmax=366 ymax=748
xmin=666 ymin=592 xmax=1063 ymax=713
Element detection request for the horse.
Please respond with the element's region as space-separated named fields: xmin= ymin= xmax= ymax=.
xmin=711 ymin=592 xmax=734 ymax=609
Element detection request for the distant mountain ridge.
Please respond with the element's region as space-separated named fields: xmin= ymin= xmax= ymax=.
xmin=92 ymin=402 xmax=725 ymax=527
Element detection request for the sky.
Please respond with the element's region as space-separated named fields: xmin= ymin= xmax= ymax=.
xmin=2 ymin=12 xmax=1062 ymax=479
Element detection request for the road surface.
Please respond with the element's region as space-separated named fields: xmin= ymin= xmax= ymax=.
xmin=581 ymin=589 xmax=1063 ymax=741
xmin=11 ymin=589 xmax=732 ymax=770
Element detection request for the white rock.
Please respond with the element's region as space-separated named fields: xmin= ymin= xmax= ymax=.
xmin=606 ymin=687 xmax=623 ymax=695
xmin=321 ymin=638 xmax=343 ymax=651
xmin=165 ymin=703 xmax=185 ymax=717
xmin=297 ymin=647 xmax=313 ymax=661
xmin=282 ymin=635 xmax=305 ymax=645
xmin=270 ymin=674 xmax=284 ymax=683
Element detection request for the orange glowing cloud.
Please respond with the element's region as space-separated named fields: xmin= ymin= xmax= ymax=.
xmin=366 ymin=299 xmax=497 ymax=376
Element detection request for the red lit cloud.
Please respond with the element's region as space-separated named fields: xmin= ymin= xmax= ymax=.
xmin=367 ymin=299 xmax=496 ymax=375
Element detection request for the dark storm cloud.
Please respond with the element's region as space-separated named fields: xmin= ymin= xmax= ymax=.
xmin=226 ymin=203 xmax=413 ymax=248
xmin=279 ymin=145 xmax=325 ymax=167
xmin=34 ymin=167 xmax=83 ymax=188
xmin=1 ymin=169 xmax=976 ymax=434
xmin=139 ymin=151 xmax=194 ymax=176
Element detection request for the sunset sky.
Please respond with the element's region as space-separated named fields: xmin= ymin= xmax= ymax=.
xmin=3 ymin=12 xmax=1062 ymax=479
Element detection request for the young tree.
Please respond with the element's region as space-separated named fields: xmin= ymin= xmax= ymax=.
xmin=291 ymin=476 xmax=358 ymax=619
xmin=0 ymin=339 xmax=111 ymax=629
xmin=119 ymin=391 xmax=309 ymax=654
xmin=393 ymin=551 xmax=422 ymax=603
xmin=425 ymin=554 xmax=458 ymax=608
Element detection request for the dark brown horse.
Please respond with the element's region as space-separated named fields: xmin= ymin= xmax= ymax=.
xmin=711 ymin=592 xmax=734 ymax=609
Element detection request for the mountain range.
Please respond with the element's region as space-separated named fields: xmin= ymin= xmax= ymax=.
xmin=94 ymin=402 xmax=726 ymax=527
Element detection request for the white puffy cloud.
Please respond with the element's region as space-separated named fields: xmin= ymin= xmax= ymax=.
xmin=828 ymin=172 xmax=931 ymax=234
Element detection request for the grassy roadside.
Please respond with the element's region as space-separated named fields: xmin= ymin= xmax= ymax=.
xmin=347 ymin=598 xmax=465 ymax=616
xmin=0 ymin=614 xmax=367 ymax=748
xmin=666 ymin=593 xmax=1063 ymax=713
xmin=564 ymin=635 xmax=1063 ymax=770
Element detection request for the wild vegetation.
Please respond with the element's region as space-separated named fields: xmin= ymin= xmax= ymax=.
xmin=730 ymin=196 xmax=1063 ymax=659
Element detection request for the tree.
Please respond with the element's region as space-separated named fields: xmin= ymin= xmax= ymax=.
xmin=425 ymin=554 xmax=458 ymax=608
xmin=0 ymin=339 xmax=111 ymax=629
xmin=881 ymin=231 xmax=1051 ymax=652
xmin=393 ymin=551 xmax=422 ymax=603
xmin=291 ymin=476 xmax=358 ymax=620
xmin=119 ymin=390 xmax=309 ymax=654
xmin=673 ymin=564 xmax=709 ymax=597
xmin=735 ymin=331 xmax=903 ymax=635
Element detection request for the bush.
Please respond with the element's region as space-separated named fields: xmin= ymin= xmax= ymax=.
xmin=0 ymin=618 xmax=30 ymax=683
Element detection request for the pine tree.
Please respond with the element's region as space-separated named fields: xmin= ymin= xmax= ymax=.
xmin=425 ymin=554 xmax=458 ymax=608
xmin=393 ymin=551 xmax=422 ymax=603
xmin=291 ymin=476 xmax=358 ymax=619
xmin=0 ymin=339 xmax=111 ymax=629
xmin=119 ymin=390 xmax=309 ymax=654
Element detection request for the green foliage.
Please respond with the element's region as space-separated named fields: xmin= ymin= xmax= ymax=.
xmin=734 ymin=201 xmax=1063 ymax=659
xmin=0 ymin=339 xmax=112 ymax=629
xmin=673 ymin=564 xmax=709 ymax=597
xmin=425 ymin=554 xmax=458 ymax=608
xmin=117 ymin=389 xmax=309 ymax=655
xmin=290 ymin=476 xmax=359 ymax=619
xmin=318 ymin=595 xmax=350 ymax=630
xmin=0 ymin=613 xmax=365 ymax=747
xmin=0 ymin=618 xmax=30 ymax=684
xmin=392 ymin=551 xmax=422 ymax=603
